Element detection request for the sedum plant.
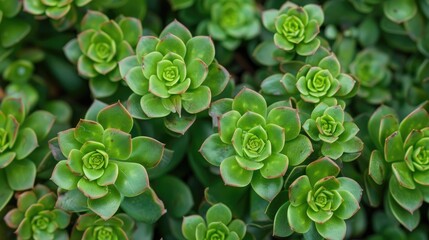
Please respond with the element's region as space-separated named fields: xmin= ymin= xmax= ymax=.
xmin=350 ymin=48 xmax=392 ymax=104
xmin=182 ymin=203 xmax=246 ymax=240
xmin=70 ymin=213 xmax=134 ymax=240
xmin=119 ymin=20 xmax=229 ymax=134
xmin=0 ymin=97 xmax=55 ymax=210
xmin=262 ymin=2 xmax=324 ymax=56
xmin=50 ymin=102 xmax=165 ymax=219
xmin=281 ymin=47 xmax=357 ymax=105
xmin=273 ymin=157 xmax=362 ymax=239
xmin=23 ymin=0 xmax=91 ymax=20
xmin=200 ymin=88 xmax=313 ymax=200
xmin=203 ymin=0 xmax=260 ymax=50
xmin=367 ymin=104 xmax=429 ymax=230
xmin=303 ymin=102 xmax=363 ymax=161
xmin=64 ymin=10 xmax=142 ymax=97
xmin=4 ymin=184 xmax=70 ymax=240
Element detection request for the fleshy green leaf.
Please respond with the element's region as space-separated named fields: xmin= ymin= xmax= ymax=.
xmin=304 ymin=4 xmax=324 ymax=25
xmin=206 ymin=203 xmax=232 ymax=225
xmin=81 ymin=11 xmax=109 ymax=31
xmin=315 ymin=216 xmax=346 ymax=240
xmin=156 ymin=34 xmax=186 ymax=57
xmin=383 ymin=0 xmax=417 ymax=23
xmin=368 ymin=150 xmax=386 ymax=185
xmin=129 ymin=137 xmax=164 ymax=168
xmin=259 ymin=153 xmax=288 ymax=179
xmin=273 ymin=202 xmax=293 ymax=237
xmin=220 ymin=156 xmax=253 ymax=187
xmin=334 ymin=190 xmax=360 ymax=219
xmin=119 ymin=17 xmax=142 ymax=47
xmin=74 ymin=119 xmax=104 ymax=144
xmin=97 ymin=102 xmax=133 ymax=133
xmin=306 ymin=157 xmax=340 ymax=185
xmin=121 ymin=187 xmax=165 ymax=224
xmin=389 ymin=176 xmax=422 ymax=213
xmin=387 ymin=191 xmax=420 ymax=231
xmin=102 ymin=128 xmax=132 ymax=160
xmin=160 ymin=20 xmax=192 ymax=43
xmin=5 ymin=160 xmax=36 ymax=191
xmin=200 ymin=134 xmax=235 ymax=166
xmin=287 ymin=204 xmax=311 ymax=233
xmin=115 ymin=161 xmax=149 ymax=197
xmin=203 ymin=62 xmax=230 ymax=96
xmin=182 ymin=86 xmax=211 ymax=114
xmin=141 ymin=93 xmax=171 ymax=118
xmin=51 ymin=160 xmax=80 ymax=190
xmin=392 ymin=161 xmax=415 ymax=189
xmin=296 ymin=38 xmax=320 ymax=56
xmin=289 ymin=175 xmax=312 ymax=206
xmin=185 ymin=36 xmax=215 ymax=65
xmin=88 ymin=186 xmax=122 ymax=220
xmin=182 ymin=215 xmax=205 ymax=240
xmin=13 ymin=128 xmax=38 ymax=160
xmin=282 ymin=134 xmax=313 ymax=166
xmin=77 ymin=178 xmax=108 ymax=199
xmin=232 ymin=88 xmax=267 ymax=116
xmin=267 ymin=107 xmax=300 ymax=141
xmin=251 ymin=171 xmax=283 ymax=201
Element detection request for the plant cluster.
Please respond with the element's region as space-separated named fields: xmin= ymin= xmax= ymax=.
xmin=1 ymin=0 xmax=429 ymax=239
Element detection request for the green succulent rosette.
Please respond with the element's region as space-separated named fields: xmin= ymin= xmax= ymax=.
xmin=273 ymin=157 xmax=362 ymax=239
xmin=50 ymin=102 xmax=165 ymax=220
xmin=200 ymin=88 xmax=313 ymax=200
xmin=4 ymin=185 xmax=70 ymax=240
xmin=0 ymin=97 xmax=55 ymax=211
xmin=350 ymin=48 xmax=392 ymax=104
xmin=262 ymin=2 xmax=324 ymax=56
xmin=70 ymin=213 xmax=134 ymax=240
xmin=288 ymin=47 xmax=356 ymax=102
xmin=367 ymin=104 xmax=429 ymax=230
xmin=64 ymin=10 xmax=142 ymax=98
xmin=182 ymin=203 xmax=246 ymax=240
xmin=119 ymin=20 xmax=229 ymax=134
xmin=203 ymin=0 xmax=260 ymax=50
xmin=0 ymin=0 xmax=31 ymax=52
xmin=303 ymin=102 xmax=363 ymax=161
xmin=23 ymin=0 xmax=84 ymax=30
xmin=23 ymin=0 xmax=91 ymax=20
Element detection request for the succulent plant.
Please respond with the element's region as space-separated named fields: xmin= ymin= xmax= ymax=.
xmin=262 ymin=2 xmax=324 ymax=56
xmin=303 ymin=102 xmax=363 ymax=161
xmin=50 ymin=102 xmax=165 ymax=219
xmin=23 ymin=0 xmax=91 ymax=20
xmin=64 ymin=11 xmax=142 ymax=97
xmin=273 ymin=157 xmax=362 ymax=239
xmin=350 ymin=48 xmax=391 ymax=104
xmin=4 ymin=185 xmax=70 ymax=240
xmin=182 ymin=203 xmax=246 ymax=240
xmin=368 ymin=104 xmax=429 ymax=230
xmin=200 ymin=88 xmax=313 ymax=200
xmin=119 ymin=20 xmax=229 ymax=134
xmin=70 ymin=213 xmax=134 ymax=240
xmin=275 ymin=47 xmax=357 ymax=104
xmin=0 ymin=97 xmax=55 ymax=210
xmin=203 ymin=0 xmax=260 ymax=50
